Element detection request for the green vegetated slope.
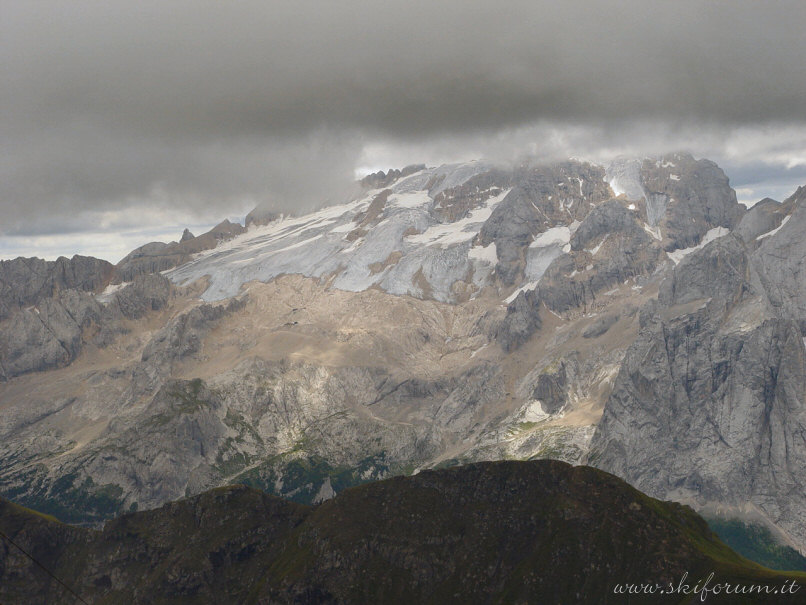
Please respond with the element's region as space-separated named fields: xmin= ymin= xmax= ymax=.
xmin=1 ymin=460 xmax=804 ymax=604
xmin=708 ymin=517 xmax=806 ymax=572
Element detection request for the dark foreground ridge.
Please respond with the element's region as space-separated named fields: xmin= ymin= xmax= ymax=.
xmin=1 ymin=460 xmax=803 ymax=604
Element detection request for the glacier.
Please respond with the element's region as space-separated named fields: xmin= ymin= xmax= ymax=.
xmin=167 ymin=162 xmax=508 ymax=303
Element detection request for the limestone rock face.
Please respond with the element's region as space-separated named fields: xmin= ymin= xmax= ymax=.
xmin=359 ymin=163 xmax=425 ymax=189
xmin=112 ymin=273 xmax=173 ymax=320
xmin=0 ymin=254 xmax=113 ymax=320
xmin=114 ymin=241 xmax=184 ymax=282
xmin=3 ymin=155 xmax=805 ymax=561
xmin=540 ymin=202 xmax=663 ymax=314
xmin=735 ymin=198 xmax=787 ymax=243
xmin=479 ymin=161 xmax=611 ymax=286
xmin=0 ymin=289 xmax=104 ymax=379
xmin=657 ymin=233 xmax=758 ymax=308
xmin=114 ymin=220 xmax=246 ymax=282
xmin=640 ymin=153 xmax=745 ymax=251
xmin=590 ymin=206 xmax=806 ymax=551
xmin=582 ymin=313 xmax=619 ymax=339
xmin=140 ymin=298 xmax=244 ymax=367
xmin=752 ymin=186 xmax=806 ymax=326
xmin=244 ymin=205 xmax=281 ymax=226
xmin=496 ymin=199 xmax=665 ymax=348
xmin=495 ymin=154 xmax=745 ymax=352
xmin=0 ymin=273 xmax=176 ymax=380
xmin=496 ymin=288 xmax=541 ymax=352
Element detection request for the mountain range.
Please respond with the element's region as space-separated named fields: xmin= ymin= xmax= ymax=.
xmin=1 ymin=152 xmax=805 ymax=565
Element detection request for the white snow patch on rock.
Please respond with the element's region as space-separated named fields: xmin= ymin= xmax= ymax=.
xmin=642 ymin=223 xmax=662 ymax=241
xmin=757 ymin=214 xmax=791 ymax=241
xmin=504 ymin=281 xmax=538 ymax=305
xmin=388 ymin=191 xmax=432 ymax=209
xmin=606 ymin=158 xmax=646 ymax=201
xmin=530 ymin=226 xmax=571 ymax=249
xmin=667 ymin=226 xmax=730 ymax=264
xmin=468 ymin=242 xmax=498 ymax=265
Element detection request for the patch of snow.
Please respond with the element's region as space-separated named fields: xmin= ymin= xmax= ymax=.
xmin=406 ymin=189 xmax=510 ymax=248
xmin=232 ymin=234 xmax=324 ymax=262
xmin=470 ymin=343 xmax=488 ymax=358
xmin=95 ymin=281 xmax=128 ymax=304
xmin=393 ymin=161 xmax=492 ymax=196
xmin=586 ymin=234 xmax=608 ymax=256
xmin=667 ymin=226 xmax=730 ymax=264
xmin=388 ymin=191 xmax=432 ymax=209
xmin=757 ymin=214 xmax=791 ymax=241
xmin=529 ymin=225 xmax=571 ymax=249
xmin=312 ymin=477 xmax=335 ymax=504
xmin=669 ymin=174 xmax=680 ymax=180
xmin=330 ymin=221 xmax=356 ymax=234
xmin=468 ymin=242 xmax=497 ymax=265
xmin=642 ymin=223 xmax=662 ymax=241
xmin=518 ymin=400 xmax=551 ymax=423
xmin=628 ymin=203 xmax=636 ymax=210
xmin=504 ymin=281 xmax=538 ymax=304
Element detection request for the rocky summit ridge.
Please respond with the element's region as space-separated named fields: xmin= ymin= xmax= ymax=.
xmin=1 ymin=153 xmax=805 ymax=560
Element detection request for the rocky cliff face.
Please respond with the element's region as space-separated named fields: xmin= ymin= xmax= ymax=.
xmin=115 ymin=220 xmax=246 ymax=282
xmin=590 ymin=189 xmax=806 ymax=552
xmin=0 ymin=273 xmax=175 ymax=380
xmin=0 ymin=254 xmax=113 ymax=321
xmin=640 ymin=153 xmax=744 ymax=251
xmin=2 ymin=461 xmax=801 ymax=605
xmin=495 ymin=153 xmax=744 ymax=351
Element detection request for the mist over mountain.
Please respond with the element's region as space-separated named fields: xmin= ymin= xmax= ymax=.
xmin=3 ymin=1 xmax=806 ymax=262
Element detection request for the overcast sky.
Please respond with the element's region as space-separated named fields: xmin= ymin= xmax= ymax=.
xmin=2 ymin=1 xmax=806 ymax=262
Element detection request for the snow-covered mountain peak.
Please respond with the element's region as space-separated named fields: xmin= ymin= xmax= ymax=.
xmin=165 ymin=155 xmax=744 ymax=309
xmin=168 ymin=161 xmax=504 ymax=303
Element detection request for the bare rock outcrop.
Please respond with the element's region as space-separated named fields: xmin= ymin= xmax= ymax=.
xmin=114 ymin=220 xmax=245 ymax=282
xmin=640 ymin=153 xmax=745 ymax=251
xmin=0 ymin=289 xmax=104 ymax=379
xmin=0 ymin=254 xmax=113 ymax=321
xmin=590 ymin=214 xmax=806 ymax=552
xmin=479 ymin=161 xmax=611 ymax=286
xmin=112 ymin=273 xmax=173 ymax=320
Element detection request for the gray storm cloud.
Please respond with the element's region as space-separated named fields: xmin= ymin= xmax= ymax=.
xmin=2 ymin=0 xmax=806 ymax=235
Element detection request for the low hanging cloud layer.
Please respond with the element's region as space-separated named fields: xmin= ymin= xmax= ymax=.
xmin=2 ymin=0 xmax=806 ymax=259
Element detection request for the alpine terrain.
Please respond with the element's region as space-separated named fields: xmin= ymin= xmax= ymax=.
xmin=2 ymin=152 xmax=805 ymax=564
